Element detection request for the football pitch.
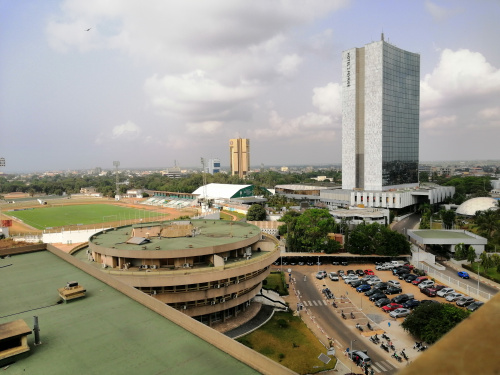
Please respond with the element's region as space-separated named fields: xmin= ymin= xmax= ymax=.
xmin=6 ymin=204 xmax=165 ymax=230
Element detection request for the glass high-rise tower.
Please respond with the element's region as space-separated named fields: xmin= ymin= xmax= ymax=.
xmin=342 ymin=35 xmax=420 ymax=191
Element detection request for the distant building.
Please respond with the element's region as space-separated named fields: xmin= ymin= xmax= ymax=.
xmin=342 ymin=34 xmax=420 ymax=191
xmin=207 ymin=158 xmax=221 ymax=174
xmin=229 ymin=138 xmax=250 ymax=179
xmin=162 ymin=166 xmax=182 ymax=178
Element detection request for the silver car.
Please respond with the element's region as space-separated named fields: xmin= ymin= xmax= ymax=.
xmin=389 ymin=308 xmax=411 ymax=318
xmin=445 ymin=292 xmax=464 ymax=302
xmin=437 ymin=287 xmax=455 ymax=297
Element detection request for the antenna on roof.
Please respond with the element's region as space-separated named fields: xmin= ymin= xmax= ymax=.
xmin=381 ymin=32 xmax=384 ymax=41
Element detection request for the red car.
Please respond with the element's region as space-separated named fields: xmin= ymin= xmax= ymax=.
xmin=382 ymin=303 xmax=403 ymax=312
xmin=364 ymin=269 xmax=375 ymax=275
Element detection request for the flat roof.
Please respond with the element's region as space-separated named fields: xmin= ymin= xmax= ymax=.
xmin=0 ymin=251 xmax=260 ymax=374
xmin=411 ymin=230 xmax=474 ymax=239
xmin=92 ymin=220 xmax=260 ymax=251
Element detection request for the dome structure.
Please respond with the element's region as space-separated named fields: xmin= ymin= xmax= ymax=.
xmin=456 ymin=197 xmax=499 ymax=216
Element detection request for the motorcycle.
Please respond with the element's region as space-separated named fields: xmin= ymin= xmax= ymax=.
xmin=382 ymin=333 xmax=390 ymax=341
xmin=351 ymin=311 xmax=355 ymax=319
xmin=367 ymin=322 xmax=372 ymax=330
xmin=380 ymin=343 xmax=389 ymax=352
xmin=400 ymin=350 xmax=409 ymax=360
xmin=341 ymin=311 xmax=346 ymax=320
xmin=369 ymin=335 xmax=379 ymax=344
xmin=391 ymin=352 xmax=402 ymax=362
xmin=417 ymin=345 xmax=428 ymax=352
xmin=389 ymin=343 xmax=395 ymax=351
xmin=356 ymin=323 xmax=364 ymax=332
xmin=332 ymin=301 xmax=338 ymax=308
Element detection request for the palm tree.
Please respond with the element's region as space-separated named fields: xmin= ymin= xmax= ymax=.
xmin=475 ymin=209 xmax=500 ymax=240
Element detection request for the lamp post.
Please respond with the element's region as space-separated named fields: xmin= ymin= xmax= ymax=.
xmin=477 ymin=261 xmax=480 ymax=297
xmin=350 ymin=339 xmax=357 ymax=371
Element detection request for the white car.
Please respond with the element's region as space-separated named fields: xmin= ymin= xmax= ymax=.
xmin=329 ymin=272 xmax=339 ymax=281
xmin=375 ymin=263 xmax=393 ymax=270
xmin=344 ymin=275 xmax=359 ymax=284
xmin=437 ymin=288 xmax=455 ymax=297
xmin=316 ymin=271 xmax=327 ymax=279
xmin=418 ymin=280 xmax=435 ymax=290
xmin=389 ymin=308 xmax=411 ymax=318
xmin=366 ymin=277 xmax=381 ymax=285
xmin=445 ymin=292 xmax=464 ymax=302
xmin=388 ymin=280 xmax=401 ymax=287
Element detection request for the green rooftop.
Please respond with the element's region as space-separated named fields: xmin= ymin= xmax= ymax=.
xmin=92 ymin=220 xmax=260 ymax=251
xmin=0 ymin=251 xmax=260 ymax=375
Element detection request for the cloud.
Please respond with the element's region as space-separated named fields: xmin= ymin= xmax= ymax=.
xmin=95 ymin=120 xmax=142 ymax=144
xmin=186 ymin=121 xmax=223 ymax=135
xmin=312 ymin=82 xmax=341 ymax=116
xmin=421 ymin=115 xmax=457 ymax=133
xmin=144 ymin=70 xmax=264 ymax=121
xmin=425 ymin=1 xmax=462 ymax=22
xmin=276 ymin=54 xmax=303 ymax=77
xmin=421 ymin=49 xmax=500 ymax=109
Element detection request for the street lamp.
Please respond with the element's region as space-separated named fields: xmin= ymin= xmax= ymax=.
xmin=477 ymin=261 xmax=480 ymax=297
xmin=349 ymin=339 xmax=357 ymax=371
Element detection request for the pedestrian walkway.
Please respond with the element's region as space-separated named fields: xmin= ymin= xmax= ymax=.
xmin=302 ymin=299 xmax=329 ymax=307
xmin=224 ymin=305 xmax=275 ymax=339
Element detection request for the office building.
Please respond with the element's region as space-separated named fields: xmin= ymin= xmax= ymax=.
xmin=229 ymin=138 xmax=250 ymax=178
xmin=207 ymin=158 xmax=221 ymax=174
xmin=342 ymin=34 xmax=420 ymax=191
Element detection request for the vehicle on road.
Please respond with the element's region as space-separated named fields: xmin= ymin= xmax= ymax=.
xmin=445 ymin=292 xmax=464 ymax=302
xmin=369 ymin=292 xmax=387 ymax=301
xmin=403 ymin=299 xmax=421 ymax=309
xmin=316 ymin=271 xmax=327 ymax=279
xmin=349 ymin=350 xmax=371 ymax=366
xmin=418 ymin=280 xmax=435 ymax=290
xmin=329 ymin=272 xmax=339 ymax=281
xmin=467 ymin=301 xmax=484 ymax=311
xmin=437 ymin=288 xmax=455 ymax=297
xmin=389 ymin=308 xmax=411 ymax=318
xmin=356 ymin=284 xmax=371 ymax=293
xmin=458 ymin=271 xmax=470 ymax=279
xmin=364 ymin=269 xmax=375 ymax=275
xmin=384 ymin=286 xmax=403 ymax=295
xmin=382 ymin=303 xmax=404 ymax=312
xmin=374 ymin=297 xmax=391 ymax=307
xmin=456 ymin=296 xmax=474 ymax=307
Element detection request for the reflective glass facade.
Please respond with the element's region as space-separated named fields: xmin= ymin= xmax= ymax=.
xmin=381 ymin=43 xmax=420 ymax=187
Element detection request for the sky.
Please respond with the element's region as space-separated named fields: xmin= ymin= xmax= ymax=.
xmin=1 ymin=0 xmax=500 ymax=173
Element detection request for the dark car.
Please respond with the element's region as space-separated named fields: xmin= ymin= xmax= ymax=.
xmin=350 ymin=280 xmax=364 ymax=288
xmin=404 ymin=274 xmax=418 ymax=283
xmin=365 ymin=288 xmax=382 ymax=297
xmin=298 ymin=261 xmax=304 ymax=266
xmin=421 ymin=299 xmax=440 ymax=305
xmin=421 ymin=287 xmax=437 ymax=297
xmin=332 ymin=261 xmax=340 ymax=265
xmin=306 ymin=260 xmax=314 ymax=266
xmin=369 ymin=292 xmax=387 ymax=301
xmin=403 ymin=299 xmax=421 ymax=309
xmin=467 ymin=301 xmax=484 ymax=312
xmin=393 ymin=268 xmax=410 ymax=276
xmin=341 ymin=261 xmax=348 ymax=266
xmin=385 ymin=286 xmax=403 ymax=295
xmin=398 ymin=272 xmax=411 ymax=280
xmin=356 ymin=284 xmax=371 ymax=293
xmin=346 ymin=270 xmax=355 ymax=275
xmin=373 ymin=282 xmax=389 ymax=290
xmin=391 ymin=294 xmax=412 ymax=304
xmin=355 ymin=269 xmax=365 ymax=276
xmin=375 ymin=297 xmax=391 ymax=307
xmin=413 ymin=268 xmax=426 ymax=276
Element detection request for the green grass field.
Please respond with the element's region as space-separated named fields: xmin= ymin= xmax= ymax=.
xmin=6 ymin=204 xmax=165 ymax=229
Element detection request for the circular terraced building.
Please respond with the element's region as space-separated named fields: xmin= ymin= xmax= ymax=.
xmin=86 ymin=219 xmax=280 ymax=326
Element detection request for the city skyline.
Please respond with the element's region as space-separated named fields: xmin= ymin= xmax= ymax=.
xmin=1 ymin=1 xmax=500 ymax=173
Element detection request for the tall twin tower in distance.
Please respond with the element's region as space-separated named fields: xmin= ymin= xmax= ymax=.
xmin=342 ymin=34 xmax=420 ymax=192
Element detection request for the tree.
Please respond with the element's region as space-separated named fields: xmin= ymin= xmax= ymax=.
xmin=440 ymin=209 xmax=456 ymax=229
xmin=402 ymin=302 xmax=470 ymax=344
xmin=466 ymin=246 xmax=477 ymax=263
xmin=475 ymin=209 xmax=500 ymax=241
xmin=246 ymin=204 xmax=267 ymax=221
xmin=454 ymin=243 xmax=466 ymax=260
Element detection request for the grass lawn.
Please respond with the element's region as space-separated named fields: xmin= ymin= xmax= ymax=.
xmin=6 ymin=204 xmax=165 ymax=229
xmin=263 ymin=271 xmax=289 ymax=296
xmin=468 ymin=262 xmax=500 ymax=283
xmin=237 ymin=311 xmax=336 ymax=374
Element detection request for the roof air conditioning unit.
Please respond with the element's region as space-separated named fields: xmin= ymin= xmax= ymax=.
xmin=182 ymin=305 xmax=187 ymax=310
xmin=210 ymin=301 xmax=216 ymax=305
xmin=232 ymin=293 xmax=237 ymax=299
xmin=151 ymin=265 xmax=157 ymax=269
xmin=223 ymin=257 xmax=228 ymax=261
xmin=152 ymin=290 xmax=157 ymax=295
xmin=225 ymin=282 xmax=230 ymax=287
xmin=246 ymin=256 xmax=251 ymax=260
xmin=220 ymin=298 xmax=225 ymax=303
xmin=216 ymin=284 xmax=221 ymax=288
xmin=183 ymin=263 xmax=190 ymax=268
xmin=236 ymin=280 xmax=240 ymax=284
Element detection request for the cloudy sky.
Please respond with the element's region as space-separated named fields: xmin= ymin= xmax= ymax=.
xmin=1 ymin=0 xmax=499 ymax=173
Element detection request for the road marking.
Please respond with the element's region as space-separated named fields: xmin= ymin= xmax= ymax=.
xmin=312 ymin=300 xmax=318 ymax=306
xmin=322 ymin=300 xmax=328 ymax=305
xmin=374 ymin=361 xmax=387 ymax=371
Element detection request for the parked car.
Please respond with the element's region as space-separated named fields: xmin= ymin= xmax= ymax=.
xmin=385 ymin=286 xmax=403 ymax=295
xmin=355 ymin=269 xmax=365 ymax=276
xmin=316 ymin=271 xmax=327 ymax=279
xmin=437 ymin=288 xmax=455 ymax=297
xmin=382 ymin=303 xmax=404 ymax=312
xmin=391 ymin=294 xmax=414 ymax=304
xmin=329 ymin=272 xmax=339 ymax=281
xmin=341 ymin=261 xmax=348 ymax=266
xmin=445 ymin=292 xmax=464 ymax=302
xmin=350 ymin=280 xmax=364 ymax=288
xmin=456 ymin=296 xmax=474 ymax=307
xmin=346 ymin=270 xmax=355 ymax=275
xmin=338 ymin=270 xmax=345 ymax=275
xmin=332 ymin=261 xmax=340 ymax=265
xmin=412 ymin=276 xmax=429 ymax=285
xmin=398 ymin=272 xmax=411 ymax=280
xmin=366 ymin=277 xmax=382 ymax=285
xmin=375 ymin=297 xmax=391 ymax=307
xmin=364 ymin=269 xmax=375 ymax=275
xmin=421 ymin=287 xmax=437 ymax=297
xmin=404 ymin=274 xmax=418 ymax=283
xmin=365 ymin=288 xmax=382 ymax=297
xmin=369 ymin=292 xmax=387 ymax=301
xmin=403 ymin=299 xmax=421 ymax=309
xmin=376 ymin=263 xmax=391 ymax=270
xmin=372 ymin=282 xmax=389 ymax=290
xmin=387 ymin=280 xmax=401 ymax=287
xmin=389 ymin=308 xmax=411 ymax=318
xmin=467 ymin=301 xmax=484 ymax=312
xmin=306 ymin=260 xmax=314 ymax=266
xmin=418 ymin=280 xmax=435 ymax=290
xmin=458 ymin=271 xmax=470 ymax=279
xmin=344 ymin=276 xmax=360 ymax=284
xmin=356 ymin=284 xmax=371 ymax=293
xmin=421 ymin=299 xmax=440 ymax=305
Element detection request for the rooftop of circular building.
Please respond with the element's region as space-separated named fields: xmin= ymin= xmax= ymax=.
xmin=455 ymin=197 xmax=499 ymax=216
